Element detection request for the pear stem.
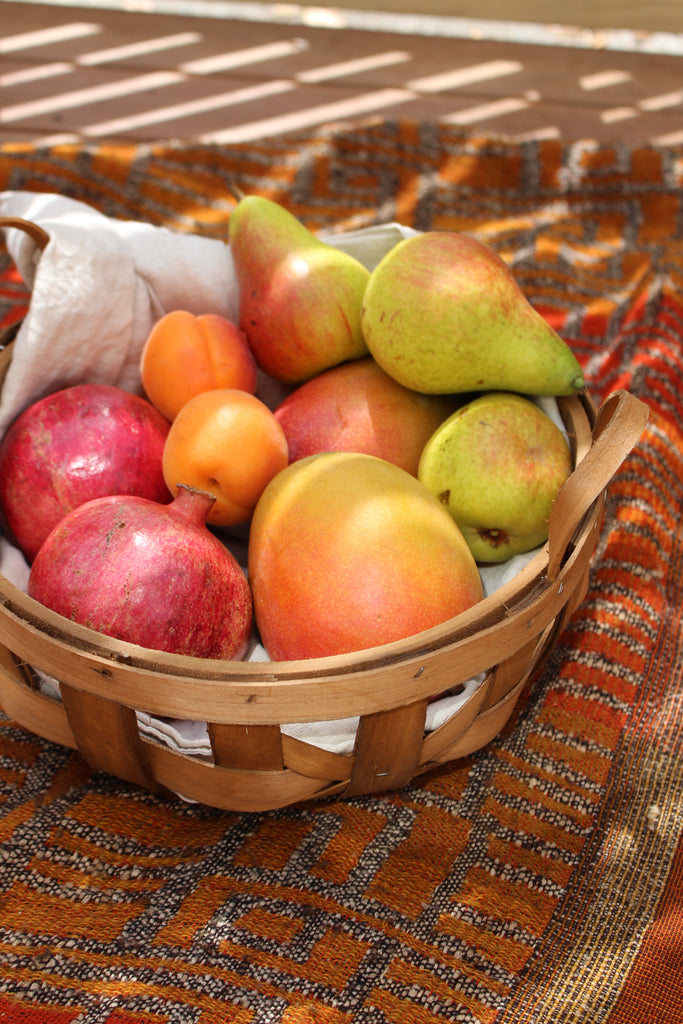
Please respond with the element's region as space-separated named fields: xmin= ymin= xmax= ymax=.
xmin=226 ymin=180 xmax=246 ymax=202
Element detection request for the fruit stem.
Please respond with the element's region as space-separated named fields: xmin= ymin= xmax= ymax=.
xmin=226 ymin=180 xmax=246 ymax=202
xmin=172 ymin=483 xmax=216 ymax=525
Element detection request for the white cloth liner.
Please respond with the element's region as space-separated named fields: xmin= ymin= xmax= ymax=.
xmin=0 ymin=191 xmax=564 ymax=757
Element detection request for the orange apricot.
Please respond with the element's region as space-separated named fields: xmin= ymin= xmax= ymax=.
xmin=162 ymin=388 xmax=289 ymax=526
xmin=140 ymin=310 xmax=258 ymax=420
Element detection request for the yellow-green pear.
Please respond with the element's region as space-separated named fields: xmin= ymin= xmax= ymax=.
xmin=418 ymin=392 xmax=572 ymax=563
xmin=361 ymin=231 xmax=585 ymax=396
xmin=228 ymin=192 xmax=370 ymax=384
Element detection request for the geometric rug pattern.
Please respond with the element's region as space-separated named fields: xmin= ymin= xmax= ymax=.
xmin=0 ymin=121 xmax=682 ymax=1022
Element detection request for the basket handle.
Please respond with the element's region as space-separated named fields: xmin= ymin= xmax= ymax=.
xmin=0 ymin=216 xmax=50 ymax=251
xmin=547 ymin=389 xmax=649 ymax=581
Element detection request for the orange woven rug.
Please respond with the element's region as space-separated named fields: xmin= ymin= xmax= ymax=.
xmin=0 ymin=122 xmax=682 ymax=1023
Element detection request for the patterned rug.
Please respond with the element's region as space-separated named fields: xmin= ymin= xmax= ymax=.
xmin=0 ymin=121 xmax=682 ymax=1023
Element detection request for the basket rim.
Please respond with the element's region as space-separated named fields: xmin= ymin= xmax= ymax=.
xmin=1 ymin=516 xmax=548 ymax=667
xmin=0 ymin=529 xmax=550 ymax=676
xmin=0 ymin=485 xmax=603 ymax=723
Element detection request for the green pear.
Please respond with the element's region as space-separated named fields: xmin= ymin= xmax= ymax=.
xmin=418 ymin=392 xmax=573 ymax=563
xmin=228 ymin=192 xmax=370 ymax=384
xmin=361 ymin=231 xmax=585 ymax=396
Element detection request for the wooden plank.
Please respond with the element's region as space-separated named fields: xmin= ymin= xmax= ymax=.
xmin=274 ymin=0 xmax=683 ymax=35
xmin=2 ymin=1 xmax=683 ymax=146
xmin=347 ymin=701 xmax=428 ymax=795
xmin=60 ymin=683 xmax=164 ymax=792
xmin=0 ymin=644 xmax=76 ymax=749
xmin=208 ymin=722 xmax=284 ymax=770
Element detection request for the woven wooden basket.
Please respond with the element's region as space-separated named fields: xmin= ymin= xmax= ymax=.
xmin=0 ymin=216 xmax=649 ymax=812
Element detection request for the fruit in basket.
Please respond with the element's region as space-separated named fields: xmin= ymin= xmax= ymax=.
xmin=140 ymin=310 xmax=257 ymax=421
xmin=273 ymin=357 xmax=459 ymax=475
xmin=28 ymin=485 xmax=253 ymax=660
xmin=0 ymin=383 xmax=172 ymax=564
xmin=162 ymin=388 xmax=288 ymax=527
xmin=228 ymin=189 xmax=370 ymax=383
xmin=418 ymin=392 xmax=572 ymax=563
xmin=361 ymin=231 xmax=585 ymax=396
xmin=248 ymin=452 xmax=484 ymax=660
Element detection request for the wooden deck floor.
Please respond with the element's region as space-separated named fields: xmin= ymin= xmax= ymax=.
xmin=2 ymin=0 xmax=683 ymax=148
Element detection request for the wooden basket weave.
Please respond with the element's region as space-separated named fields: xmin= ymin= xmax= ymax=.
xmin=0 ymin=217 xmax=649 ymax=812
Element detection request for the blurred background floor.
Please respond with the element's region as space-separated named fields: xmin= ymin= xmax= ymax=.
xmin=2 ymin=0 xmax=683 ymax=147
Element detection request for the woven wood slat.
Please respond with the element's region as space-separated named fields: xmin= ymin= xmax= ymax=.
xmin=208 ymin=722 xmax=285 ymax=771
xmin=143 ymin=739 xmax=347 ymax=810
xmin=281 ymin=733 xmax=353 ymax=780
xmin=0 ymin=645 xmax=75 ymax=748
xmin=60 ymin=683 xmax=166 ymax=793
xmin=347 ymin=699 xmax=430 ymax=795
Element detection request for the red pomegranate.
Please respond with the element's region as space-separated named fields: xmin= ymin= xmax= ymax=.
xmin=0 ymin=383 xmax=172 ymax=563
xmin=28 ymin=486 xmax=253 ymax=660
